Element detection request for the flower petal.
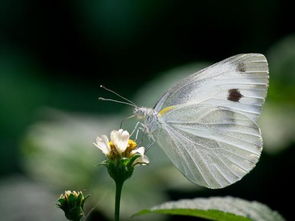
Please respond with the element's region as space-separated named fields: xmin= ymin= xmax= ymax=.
xmin=110 ymin=129 xmax=129 ymax=153
xmin=131 ymin=146 xmax=145 ymax=156
xmin=133 ymin=155 xmax=149 ymax=166
xmin=93 ymin=135 xmax=110 ymax=155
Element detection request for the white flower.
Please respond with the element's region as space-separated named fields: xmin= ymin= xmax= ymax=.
xmin=93 ymin=129 xmax=149 ymax=165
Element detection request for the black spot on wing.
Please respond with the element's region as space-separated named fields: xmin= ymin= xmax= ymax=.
xmin=228 ymin=89 xmax=243 ymax=102
xmin=237 ymin=63 xmax=246 ymax=72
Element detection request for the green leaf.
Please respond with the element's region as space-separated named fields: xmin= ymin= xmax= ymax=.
xmin=136 ymin=208 xmax=249 ymax=221
xmin=133 ymin=197 xmax=285 ymax=221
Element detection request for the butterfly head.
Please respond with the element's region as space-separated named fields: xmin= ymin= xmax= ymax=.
xmin=133 ymin=107 xmax=157 ymax=120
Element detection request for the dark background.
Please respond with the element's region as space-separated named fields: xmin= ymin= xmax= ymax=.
xmin=1 ymin=0 xmax=294 ymax=220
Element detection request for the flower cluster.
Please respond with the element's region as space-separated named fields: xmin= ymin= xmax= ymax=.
xmin=94 ymin=129 xmax=149 ymax=166
xmin=94 ymin=129 xmax=149 ymax=184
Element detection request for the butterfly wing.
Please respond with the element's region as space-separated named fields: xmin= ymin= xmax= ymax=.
xmin=154 ymin=54 xmax=268 ymax=121
xmin=152 ymin=54 xmax=268 ymax=188
xmin=155 ymin=105 xmax=262 ymax=188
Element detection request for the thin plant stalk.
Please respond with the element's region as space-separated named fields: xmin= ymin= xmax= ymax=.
xmin=115 ymin=180 xmax=124 ymax=221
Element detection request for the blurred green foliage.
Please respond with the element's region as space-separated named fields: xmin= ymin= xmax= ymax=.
xmin=268 ymin=35 xmax=295 ymax=104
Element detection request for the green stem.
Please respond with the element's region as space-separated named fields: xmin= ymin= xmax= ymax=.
xmin=115 ymin=180 xmax=124 ymax=221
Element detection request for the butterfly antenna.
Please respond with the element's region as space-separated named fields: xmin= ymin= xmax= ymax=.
xmin=100 ymin=85 xmax=137 ymax=106
xmin=98 ymin=97 xmax=136 ymax=107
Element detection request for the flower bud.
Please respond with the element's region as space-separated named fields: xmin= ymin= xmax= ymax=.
xmin=57 ymin=190 xmax=89 ymax=221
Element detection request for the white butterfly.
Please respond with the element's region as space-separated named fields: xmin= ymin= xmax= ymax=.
xmin=101 ymin=54 xmax=269 ymax=189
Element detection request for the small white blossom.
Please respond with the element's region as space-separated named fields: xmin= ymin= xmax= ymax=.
xmin=93 ymin=129 xmax=149 ymax=165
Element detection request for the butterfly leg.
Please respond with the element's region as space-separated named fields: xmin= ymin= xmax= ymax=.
xmin=134 ymin=122 xmax=148 ymax=143
xmin=132 ymin=123 xmax=156 ymax=152
xmin=138 ymin=125 xmax=146 ymax=145
xmin=130 ymin=121 xmax=141 ymax=138
xmin=135 ymin=124 xmax=144 ymax=140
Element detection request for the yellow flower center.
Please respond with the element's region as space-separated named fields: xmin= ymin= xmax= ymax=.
xmin=108 ymin=141 xmax=116 ymax=150
xmin=124 ymin=139 xmax=137 ymax=157
xmin=128 ymin=139 xmax=137 ymax=149
xmin=108 ymin=139 xmax=137 ymax=159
